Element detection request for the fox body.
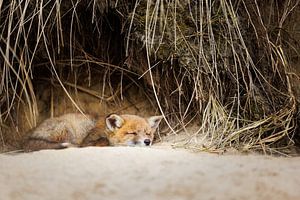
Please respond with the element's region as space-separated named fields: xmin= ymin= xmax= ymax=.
xmin=23 ymin=113 xmax=163 ymax=152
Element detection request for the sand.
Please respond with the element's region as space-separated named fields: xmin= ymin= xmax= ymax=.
xmin=0 ymin=146 xmax=300 ymax=200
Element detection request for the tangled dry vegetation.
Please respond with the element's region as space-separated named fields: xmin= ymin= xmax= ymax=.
xmin=0 ymin=0 xmax=299 ymax=154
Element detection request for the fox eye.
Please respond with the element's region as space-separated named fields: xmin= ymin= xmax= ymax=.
xmin=146 ymin=133 xmax=151 ymax=136
xmin=127 ymin=132 xmax=137 ymax=135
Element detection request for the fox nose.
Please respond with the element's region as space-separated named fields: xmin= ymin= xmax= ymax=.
xmin=144 ymin=139 xmax=151 ymax=146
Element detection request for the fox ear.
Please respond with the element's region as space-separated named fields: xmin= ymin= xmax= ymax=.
xmin=106 ymin=114 xmax=124 ymax=131
xmin=148 ymin=116 xmax=163 ymax=129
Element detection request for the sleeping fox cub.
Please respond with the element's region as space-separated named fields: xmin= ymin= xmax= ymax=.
xmin=23 ymin=113 xmax=163 ymax=152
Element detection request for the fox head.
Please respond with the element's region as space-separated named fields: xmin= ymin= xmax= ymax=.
xmin=105 ymin=114 xmax=163 ymax=146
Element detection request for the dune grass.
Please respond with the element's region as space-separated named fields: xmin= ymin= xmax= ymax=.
xmin=0 ymin=0 xmax=299 ymax=154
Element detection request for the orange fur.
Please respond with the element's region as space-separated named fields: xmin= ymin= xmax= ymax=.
xmin=23 ymin=113 xmax=162 ymax=151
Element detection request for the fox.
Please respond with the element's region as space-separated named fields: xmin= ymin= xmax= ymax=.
xmin=22 ymin=113 xmax=163 ymax=152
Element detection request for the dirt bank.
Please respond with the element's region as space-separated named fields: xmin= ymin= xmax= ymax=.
xmin=0 ymin=147 xmax=300 ymax=200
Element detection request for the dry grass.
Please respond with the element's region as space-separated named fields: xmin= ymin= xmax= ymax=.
xmin=0 ymin=0 xmax=300 ymax=154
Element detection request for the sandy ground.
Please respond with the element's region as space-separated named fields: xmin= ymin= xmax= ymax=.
xmin=0 ymin=146 xmax=300 ymax=200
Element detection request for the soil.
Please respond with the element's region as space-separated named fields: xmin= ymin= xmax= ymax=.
xmin=0 ymin=146 xmax=299 ymax=200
